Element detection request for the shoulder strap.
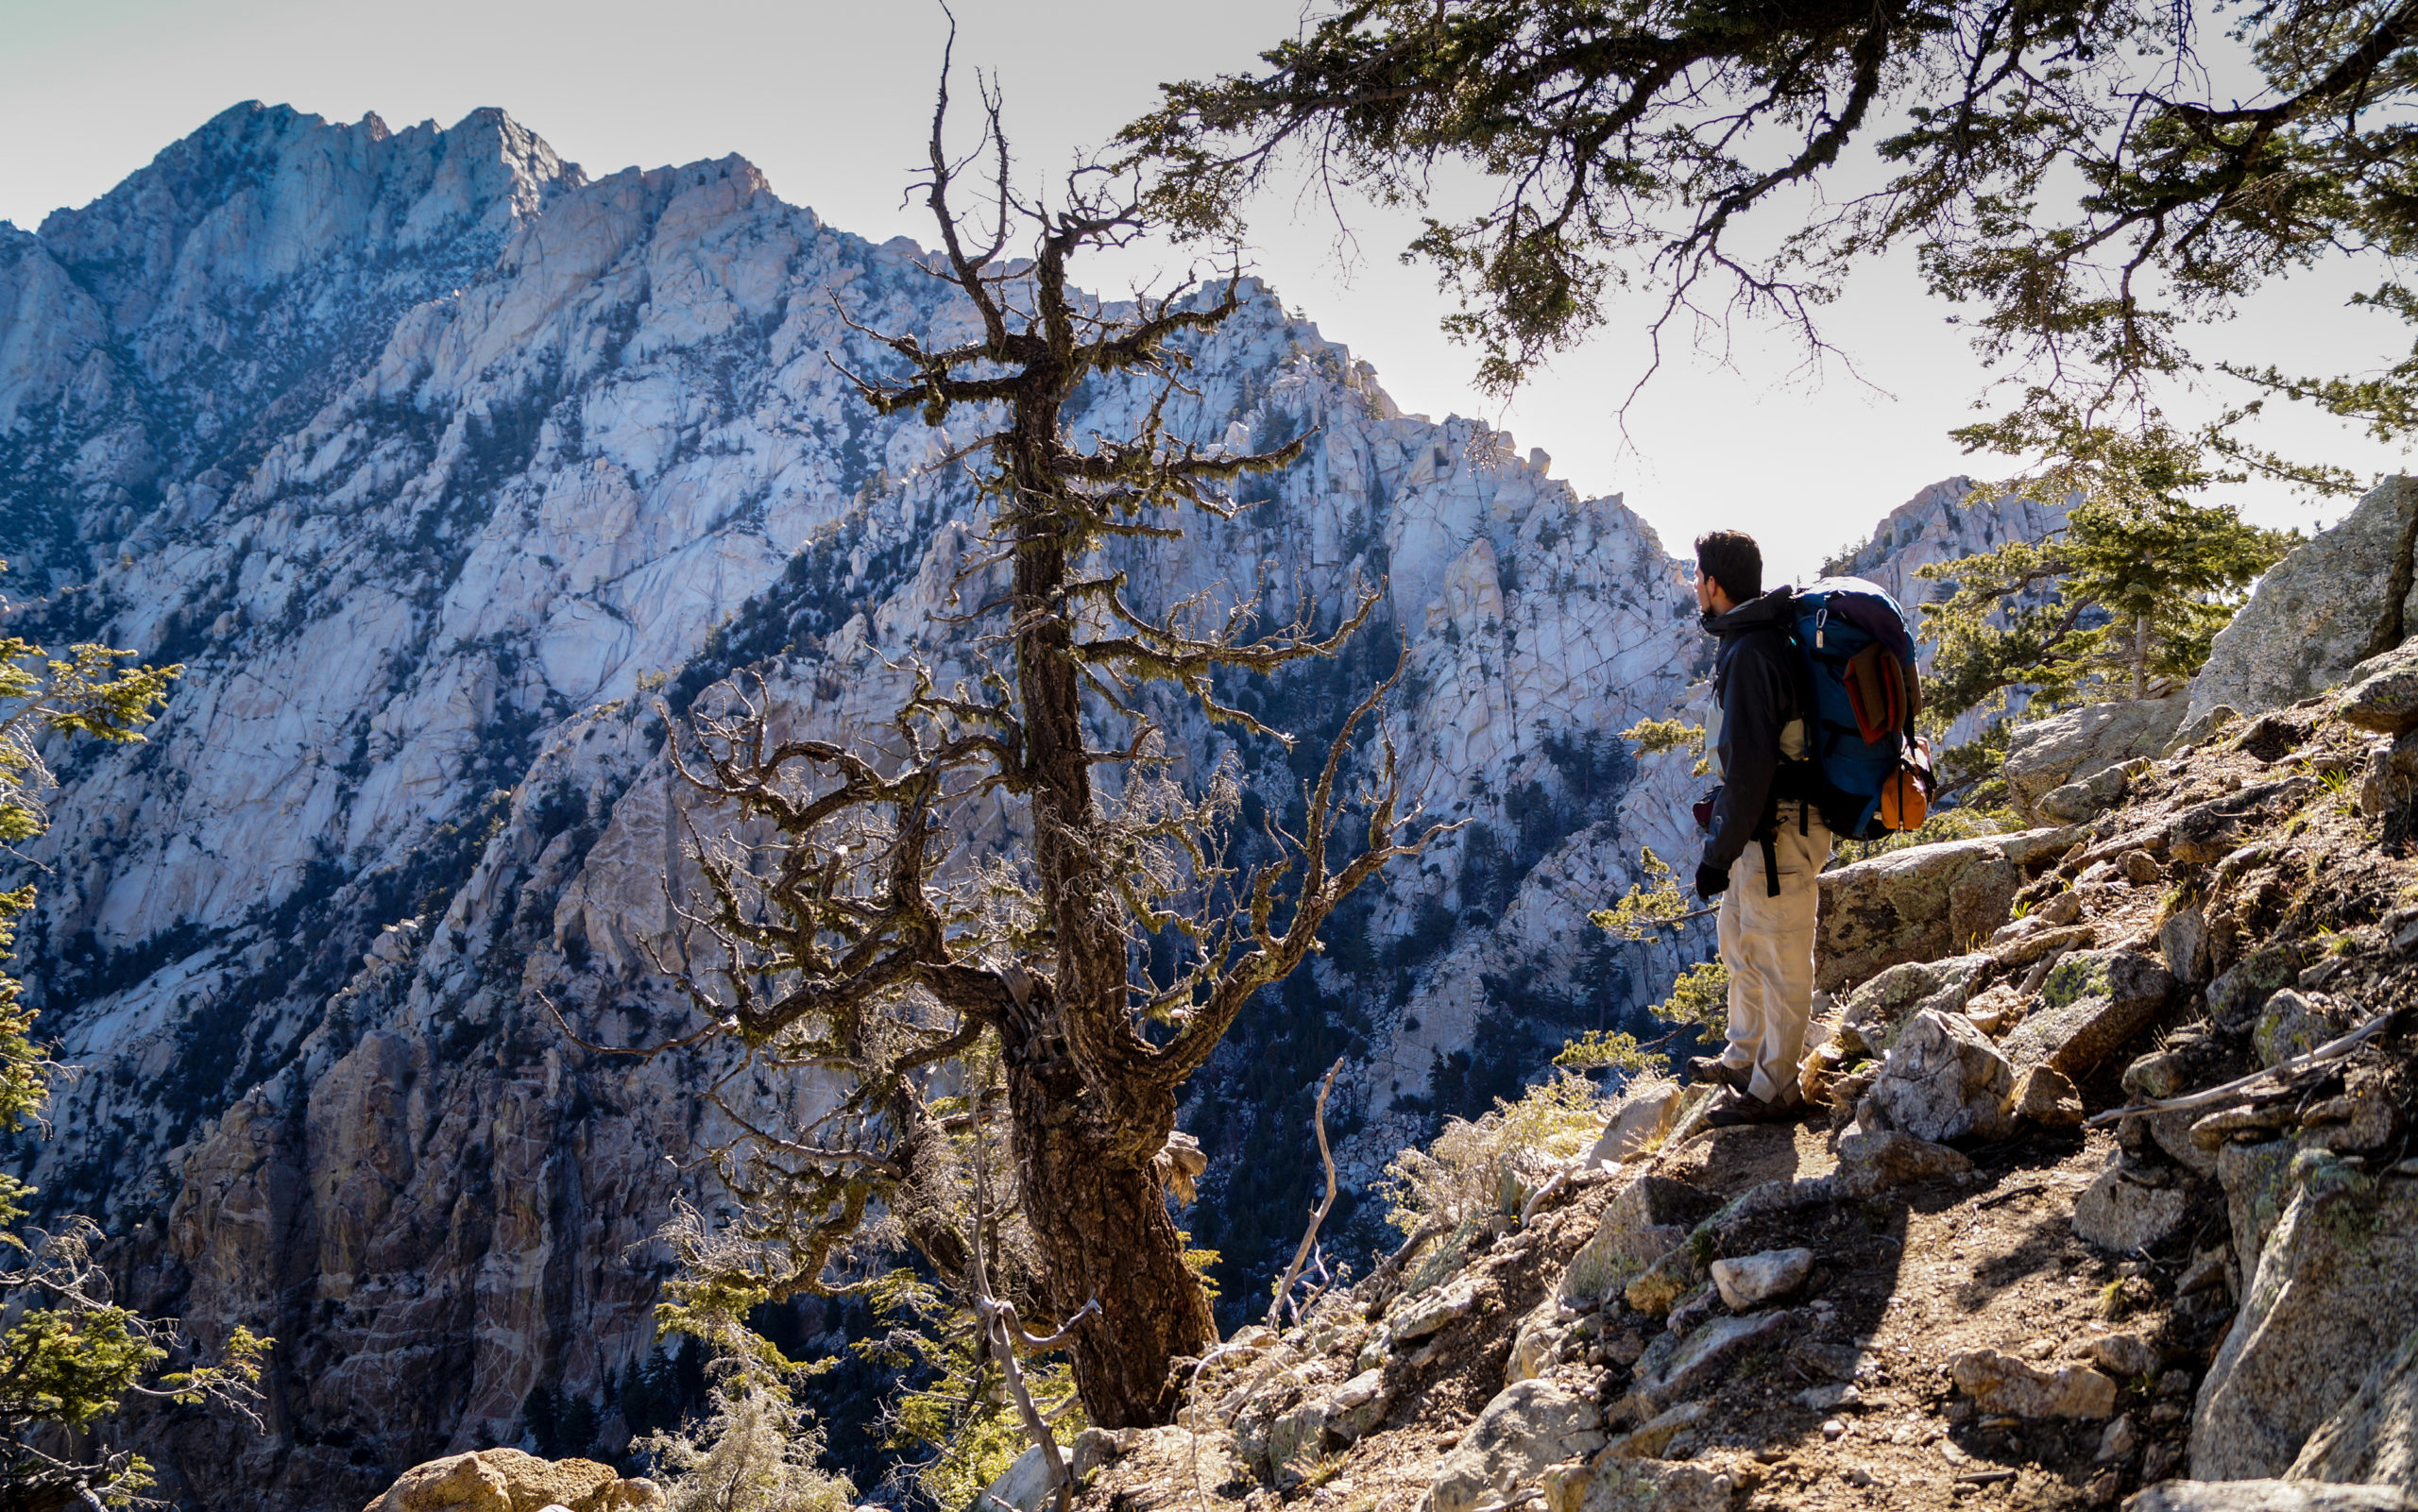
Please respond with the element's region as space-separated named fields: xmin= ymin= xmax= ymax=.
xmin=1774 ymin=613 xmax=1819 ymax=743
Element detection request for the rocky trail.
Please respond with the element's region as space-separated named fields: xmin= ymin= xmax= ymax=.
xmin=1046 ymin=645 xmax=2418 ymax=1512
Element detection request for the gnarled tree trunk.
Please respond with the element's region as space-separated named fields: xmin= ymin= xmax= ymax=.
xmin=1003 ymin=998 xmax=1213 ymax=1423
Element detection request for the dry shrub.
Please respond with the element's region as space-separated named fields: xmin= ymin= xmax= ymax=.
xmin=1379 ymin=1070 xmax=1611 ymax=1241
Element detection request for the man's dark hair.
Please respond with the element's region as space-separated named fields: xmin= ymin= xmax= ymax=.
xmin=1694 ymin=530 xmax=1762 ymax=604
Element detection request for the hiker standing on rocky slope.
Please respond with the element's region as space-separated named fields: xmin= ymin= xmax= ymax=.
xmin=1690 ymin=530 xmax=1830 ymax=1127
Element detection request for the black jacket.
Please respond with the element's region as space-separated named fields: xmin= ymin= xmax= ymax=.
xmin=1701 ymin=587 xmax=1803 ymax=877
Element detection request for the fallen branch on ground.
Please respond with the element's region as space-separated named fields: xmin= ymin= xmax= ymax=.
xmin=2085 ymin=1008 xmax=2399 ymax=1128
xmin=1977 ymin=1181 xmax=2048 ymax=1210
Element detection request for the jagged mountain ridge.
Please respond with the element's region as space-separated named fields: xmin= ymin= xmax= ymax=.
xmin=0 ymin=102 xmax=2055 ymax=1509
xmin=0 ymin=102 xmax=570 ymax=588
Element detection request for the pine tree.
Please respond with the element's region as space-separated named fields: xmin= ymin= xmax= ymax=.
xmin=1125 ymin=0 xmax=2418 ymax=473
xmin=1916 ymin=438 xmax=2293 ymax=726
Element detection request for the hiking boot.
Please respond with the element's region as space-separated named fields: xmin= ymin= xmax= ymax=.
xmin=1688 ymin=1056 xmax=1752 ymax=1092
xmin=1703 ymin=1088 xmax=1806 ymax=1128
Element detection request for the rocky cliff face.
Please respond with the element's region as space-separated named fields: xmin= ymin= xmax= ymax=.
xmin=1821 ymin=475 xmax=2072 ymax=610
xmin=0 ymin=103 xmax=1781 ymax=1508
xmin=1821 ymin=475 xmax=2076 ymax=746
xmin=2187 ymin=476 xmax=2418 ymax=725
xmin=0 ymin=102 xmax=570 ymax=589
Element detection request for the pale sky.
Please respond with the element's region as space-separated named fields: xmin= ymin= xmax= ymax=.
xmin=5 ymin=0 xmax=2410 ymax=581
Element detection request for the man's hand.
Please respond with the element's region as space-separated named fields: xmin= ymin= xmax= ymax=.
xmin=1694 ymin=862 xmax=1728 ymax=900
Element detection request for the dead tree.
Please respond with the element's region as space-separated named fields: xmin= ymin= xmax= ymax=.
xmin=642 ymin=50 xmax=1443 ymax=1429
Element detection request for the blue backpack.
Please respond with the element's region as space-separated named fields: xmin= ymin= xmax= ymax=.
xmin=1769 ymin=577 xmax=1932 ymax=847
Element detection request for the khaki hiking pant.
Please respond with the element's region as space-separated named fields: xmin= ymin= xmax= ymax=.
xmin=1713 ymin=804 xmax=1832 ymax=1105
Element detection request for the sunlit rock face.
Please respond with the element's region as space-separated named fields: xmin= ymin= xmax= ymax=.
xmin=1822 ymin=475 xmax=2070 ymax=609
xmin=0 ymin=101 xmax=1769 ymax=1506
xmin=1817 ymin=475 xmax=2076 ymax=746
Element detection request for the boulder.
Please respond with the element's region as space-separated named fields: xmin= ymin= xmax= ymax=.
xmin=2097 ymin=1413 xmax=2139 ymax=1463
xmin=1507 ymin=1304 xmax=1576 ymax=1385
xmin=2072 ymin=1162 xmax=2191 ymax=1253
xmin=2162 ymin=908 xmax=2213 ymax=983
xmin=1710 ymin=1248 xmax=1814 ymax=1310
xmin=1586 ymin=1081 xmax=1683 ymax=1169
xmin=1605 ymin=1173 xmax=1717 ymax=1237
xmin=2004 ymin=699 xmax=2187 ymax=824
xmin=979 ymin=1444 xmax=1069 ymax=1512
xmin=364 ymin=1451 xmax=636 ymax=1512
xmin=1319 ymin=1369 xmax=1392 ymax=1443
xmin=2150 ymin=1109 xmax=2222 ymax=1177
xmin=2291 ymin=1319 xmax=2418 ymax=1494
xmin=1626 ymin=1309 xmax=1798 ymax=1413
xmin=365 ymin=1456 xmax=516 ymax=1512
xmin=2186 ymin=475 xmax=2418 ymax=723
xmin=2338 ymin=641 xmax=2418 ymax=736
xmin=2192 ymin=1158 xmax=2418 ymax=1480
xmin=2039 ymin=762 xmax=2136 ymax=825
xmin=2125 ymin=1485 xmax=2418 ymax=1512
xmin=1541 ymin=1456 xmax=1733 ymax=1512
xmin=1430 ymin=1379 xmax=1607 ymax=1512
xmin=2361 ymin=729 xmax=2418 ymax=816
xmin=2002 ymin=825 xmax=2092 ymax=871
xmin=2014 ymin=1065 xmax=2086 ymax=1127
xmin=2217 ymin=1138 xmax=2299 ymax=1287
xmin=1264 ymin=1400 xmax=1322 ymax=1475
xmin=1792 ymin=1338 xmax=1879 ymax=1383
xmin=1994 ymin=922 xmax=2097 ymax=971
xmin=1861 ymin=1010 xmax=2016 ymax=1143
xmin=2165 ymin=705 xmax=2242 ymax=756
xmin=2253 ymin=989 xmax=2354 ymax=1069
xmin=2123 ymin=1048 xmax=2194 ymax=1100
xmin=2035 ymin=890 xmax=2088 ymax=927
xmin=1602 ymin=1401 xmax=1708 ymax=1459
xmin=2091 ymin=1334 xmax=2161 ymax=1379
xmin=1832 ymin=1130 xmax=1972 ymax=1197
xmin=2198 ymin=1107 xmax=2299 ymax=1151
xmin=2001 ymin=949 xmax=2174 ymax=1080
xmin=2209 ymin=943 xmax=2308 ymax=1033
xmin=1949 ymin=1349 xmax=2119 ymax=1419
xmin=2300 ymin=1088 xmax=2406 ymax=1155
xmin=1069 ymin=1428 xmax=1241 ymax=1512
xmin=1833 ymin=955 xmax=1992 ymax=1056
xmin=1388 ymin=1272 xmax=1482 ymax=1343
xmin=1816 ymin=841 xmax=2018 ymax=993
xmin=1559 ymin=1176 xmax=1712 ymax=1308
